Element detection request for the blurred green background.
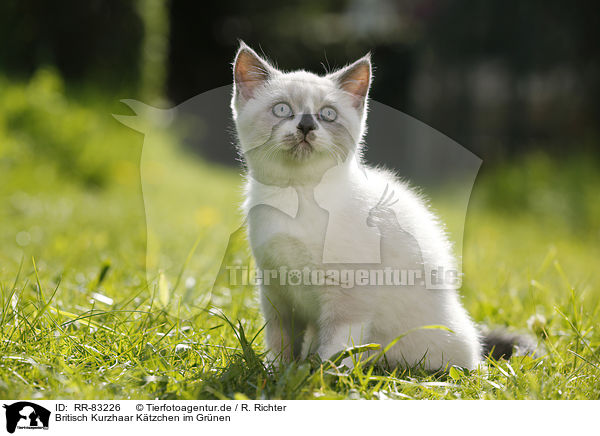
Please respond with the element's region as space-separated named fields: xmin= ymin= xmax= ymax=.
xmin=0 ymin=0 xmax=599 ymax=399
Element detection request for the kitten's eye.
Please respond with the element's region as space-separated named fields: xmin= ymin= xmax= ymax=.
xmin=272 ymin=103 xmax=293 ymax=118
xmin=319 ymin=106 xmax=337 ymax=122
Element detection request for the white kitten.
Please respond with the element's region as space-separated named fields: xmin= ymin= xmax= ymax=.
xmin=231 ymin=43 xmax=484 ymax=370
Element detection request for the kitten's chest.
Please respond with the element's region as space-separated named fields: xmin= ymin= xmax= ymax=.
xmin=246 ymin=181 xmax=381 ymax=268
xmin=248 ymin=200 xmax=328 ymax=270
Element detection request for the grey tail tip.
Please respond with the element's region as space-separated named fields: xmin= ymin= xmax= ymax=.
xmin=481 ymin=329 xmax=539 ymax=360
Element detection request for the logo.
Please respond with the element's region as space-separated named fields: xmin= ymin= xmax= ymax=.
xmin=2 ymin=402 xmax=50 ymax=434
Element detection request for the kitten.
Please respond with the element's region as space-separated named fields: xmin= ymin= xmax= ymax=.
xmin=231 ymin=42 xmax=526 ymax=370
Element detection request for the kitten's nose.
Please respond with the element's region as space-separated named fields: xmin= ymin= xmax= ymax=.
xmin=297 ymin=114 xmax=317 ymax=135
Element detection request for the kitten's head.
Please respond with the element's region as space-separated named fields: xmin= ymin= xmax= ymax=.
xmin=231 ymin=42 xmax=371 ymax=187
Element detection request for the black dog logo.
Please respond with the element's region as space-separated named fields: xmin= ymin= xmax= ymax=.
xmin=2 ymin=402 xmax=50 ymax=433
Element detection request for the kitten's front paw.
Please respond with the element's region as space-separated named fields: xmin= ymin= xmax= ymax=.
xmin=317 ymin=345 xmax=356 ymax=369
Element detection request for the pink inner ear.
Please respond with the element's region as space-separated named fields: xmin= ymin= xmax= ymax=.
xmin=334 ymin=62 xmax=370 ymax=108
xmin=235 ymin=50 xmax=270 ymax=99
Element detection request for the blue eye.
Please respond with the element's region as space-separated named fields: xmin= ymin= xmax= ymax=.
xmin=272 ymin=103 xmax=293 ymax=118
xmin=319 ymin=106 xmax=337 ymax=122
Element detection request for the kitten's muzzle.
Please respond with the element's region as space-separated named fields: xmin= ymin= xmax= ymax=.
xmin=292 ymin=140 xmax=313 ymax=153
xmin=290 ymin=135 xmax=314 ymax=159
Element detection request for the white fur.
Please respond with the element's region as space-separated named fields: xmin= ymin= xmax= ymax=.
xmin=231 ymin=44 xmax=482 ymax=370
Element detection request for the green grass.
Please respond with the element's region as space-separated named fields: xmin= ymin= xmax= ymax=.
xmin=1 ymin=72 xmax=599 ymax=400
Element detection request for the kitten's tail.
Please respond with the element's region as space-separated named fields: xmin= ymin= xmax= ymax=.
xmin=480 ymin=328 xmax=539 ymax=360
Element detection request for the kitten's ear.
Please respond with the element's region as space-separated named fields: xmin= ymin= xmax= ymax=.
xmin=233 ymin=42 xmax=276 ymax=100
xmin=328 ymin=54 xmax=372 ymax=108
